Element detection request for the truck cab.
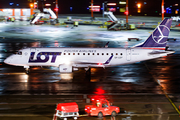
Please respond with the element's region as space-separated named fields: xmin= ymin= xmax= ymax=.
xmin=85 ymin=98 xmax=120 ymax=118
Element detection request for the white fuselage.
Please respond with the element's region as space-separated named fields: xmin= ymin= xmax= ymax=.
xmin=4 ymin=47 xmax=173 ymax=69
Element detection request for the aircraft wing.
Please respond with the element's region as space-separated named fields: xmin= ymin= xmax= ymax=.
xmin=73 ymin=55 xmax=113 ymax=67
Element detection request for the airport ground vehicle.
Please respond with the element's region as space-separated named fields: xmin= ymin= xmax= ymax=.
xmin=53 ymin=102 xmax=79 ymax=120
xmin=85 ymin=98 xmax=120 ymax=118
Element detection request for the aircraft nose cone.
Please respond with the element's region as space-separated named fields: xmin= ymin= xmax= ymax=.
xmin=4 ymin=57 xmax=11 ymax=64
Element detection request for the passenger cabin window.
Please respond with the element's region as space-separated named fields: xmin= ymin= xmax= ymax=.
xmin=92 ymin=53 xmax=95 ymax=55
xmin=111 ymin=53 xmax=113 ymax=55
xmin=83 ymin=53 xmax=85 ymax=55
xmin=17 ymin=51 xmax=22 ymax=55
xmin=78 ymin=53 xmax=80 ymax=55
xmin=64 ymin=53 xmax=66 ymax=55
xmin=116 ymin=53 xmax=118 ymax=55
xmin=106 ymin=53 xmax=108 ymax=55
xmin=88 ymin=53 xmax=90 ymax=55
xmin=97 ymin=53 xmax=99 ymax=55
xmin=73 ymin=53 xmax=75 ymax=55
xmin=102 ymin=53 xmax=104 ymax=55
xmin=68 ymin=53 xmax=70 ymax=55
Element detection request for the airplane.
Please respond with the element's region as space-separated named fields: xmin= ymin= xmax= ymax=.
xmin=4 ymin=18 xmax=174 ymax=74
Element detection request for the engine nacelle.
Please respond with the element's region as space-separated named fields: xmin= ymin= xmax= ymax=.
xmin=59 ymin=64 xmax=72 ymax=73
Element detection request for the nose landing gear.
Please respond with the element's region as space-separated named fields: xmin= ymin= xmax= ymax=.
xmin=24 ymin=66 xmax=30 ymax=74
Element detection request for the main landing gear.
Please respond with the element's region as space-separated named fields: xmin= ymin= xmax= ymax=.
xmin=85 ymin=67 xmax=91 ymax=75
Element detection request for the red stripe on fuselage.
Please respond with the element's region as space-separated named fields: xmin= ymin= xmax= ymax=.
xmin=139 ymin=47 xmax=165 ymax=50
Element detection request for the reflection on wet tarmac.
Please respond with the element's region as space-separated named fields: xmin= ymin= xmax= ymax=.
xmin=0 ymin=21 xmax=180 ymax=119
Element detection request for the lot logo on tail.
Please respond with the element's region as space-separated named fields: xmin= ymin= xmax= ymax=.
xmin=152 ymin=25 xmax=170 ymax=44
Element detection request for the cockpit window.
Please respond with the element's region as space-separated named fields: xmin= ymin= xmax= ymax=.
xmin=17 ymin=51 xmax=22 ymax=55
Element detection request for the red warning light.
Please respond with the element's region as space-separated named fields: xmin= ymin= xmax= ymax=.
xmin=124 ymin=11 xmax=129 ymax=15
xmin=54 ymin=8 xmax=58 ymax=12
xmin=98 ymin=63 xmax=102 ymax=65
xmin=95 ymin=88 xmax=105 ymax=95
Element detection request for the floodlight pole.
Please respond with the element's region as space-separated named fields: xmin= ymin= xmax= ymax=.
xmin=56 ymin=0 xmax=58 ymax=18
xmin=126 ymin=0 xmax=128 ymax=24
xmin=162 ymin=0 xmax=164 ymax=20
xmin=126 ymin=0 xmax=128 ymax=23
xmin=102 ymin=3 xmax=104 ymax=20
xmin=91 ymin=0 xmax=94 ymax=18
xmin=34 ymin=0 xmax=36 ymax=8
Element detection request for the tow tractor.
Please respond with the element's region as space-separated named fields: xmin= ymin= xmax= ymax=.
xmin=85 ymin=98 xmax=120 ymax=118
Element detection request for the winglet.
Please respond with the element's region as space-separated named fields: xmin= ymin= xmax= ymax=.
xmin=135 ymin=18 xmax=172 ymax=50
xmin=104 ymin=55 xmax=113 ymax=64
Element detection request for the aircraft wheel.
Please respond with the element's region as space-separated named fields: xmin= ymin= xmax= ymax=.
xmin=85 ymin=68 xmax=91 ymax=75
xmin=25 ymin=68 xmax=30 ymax=74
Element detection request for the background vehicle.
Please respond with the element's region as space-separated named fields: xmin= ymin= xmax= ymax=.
xmin=85 ymin=98 xmax=120 ymax=118
xmin=53 ymin=102 xmax=79 ymax=120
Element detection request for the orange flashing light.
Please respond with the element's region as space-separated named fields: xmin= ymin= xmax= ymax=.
xmin=30 ymin=4 xmax=34 ymax=8
xmin=137 ymin=3 xmax=141 ymax=8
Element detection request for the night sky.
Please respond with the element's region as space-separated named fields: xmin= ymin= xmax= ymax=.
xmin=0 ymin=0 xmax=179 ymax=15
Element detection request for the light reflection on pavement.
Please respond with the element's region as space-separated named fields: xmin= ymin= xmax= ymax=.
xmin=0 ymin=20 xmax=180 ymax=120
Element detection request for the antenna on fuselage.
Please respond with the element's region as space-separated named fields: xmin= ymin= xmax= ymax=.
xmin=105 ymin=42 xmax=109 ymax=48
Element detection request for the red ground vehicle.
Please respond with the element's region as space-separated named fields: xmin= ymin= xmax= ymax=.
xmin=85 ymin=98 xmax=120 ymax=118
xmin=53 ymin=102 xmax=79 ymax=120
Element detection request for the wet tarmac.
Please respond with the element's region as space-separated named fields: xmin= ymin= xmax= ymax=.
xmin=0 ymin=18 xmax=180 ymax=120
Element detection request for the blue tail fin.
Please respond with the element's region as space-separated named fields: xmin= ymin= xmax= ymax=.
xmin=135 ymin=18 xmax=172 ymax=50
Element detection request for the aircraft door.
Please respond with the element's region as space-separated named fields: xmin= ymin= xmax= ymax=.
xmin=30 ymin=48 xmax=36 ymax=52
xmin=126 ymin=49 xmax=131 ymax=61
xmin=29 ymin=48 xmax=36 ymax=61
